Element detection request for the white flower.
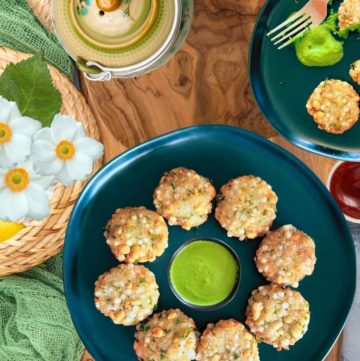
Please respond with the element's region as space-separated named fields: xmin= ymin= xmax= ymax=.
xmin=0 ymin=160 xmax=54 ymax=221
xmin=0 ymin=96 xmax=41 ymax=168
xmin=31 ymin=114 xmax=104 ymax=186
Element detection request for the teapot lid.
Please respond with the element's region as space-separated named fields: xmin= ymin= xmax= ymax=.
xmin=71 ymin=0 xmax=159 ymax=50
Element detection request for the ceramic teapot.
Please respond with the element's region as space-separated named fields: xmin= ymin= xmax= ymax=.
xmin=52 ymin=0 xmax=193 ymax=80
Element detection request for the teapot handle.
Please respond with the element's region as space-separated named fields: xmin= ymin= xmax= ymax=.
xmin=76 ymin=58 xmax=113 ymax=81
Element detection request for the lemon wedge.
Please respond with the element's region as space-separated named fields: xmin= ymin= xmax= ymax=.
xmin=0 ymin=220 xmax=25 ymax=242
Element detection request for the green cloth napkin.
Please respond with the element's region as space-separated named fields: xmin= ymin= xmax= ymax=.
xmin=0 ymin=0 xmax=73 ymax=79
xmin=0 ymin=1 xmax=84 ymax=360
xmin=0 ymin=254 xmax=84 ymax=361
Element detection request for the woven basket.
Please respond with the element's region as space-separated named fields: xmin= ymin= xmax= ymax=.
xmin=0 ymin=47 xmax=103 ymax=276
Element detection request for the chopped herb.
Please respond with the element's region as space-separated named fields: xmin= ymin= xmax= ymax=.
xmin=177 ymin=327 xmax=193 ymax=338
xmin=233 ymin=352 xmax=239 ymax=359
xmin=139 ymin=321 xmax=150 ymax=332
xmin=160 ymin=349 xmax=167 ymax=360
xmin=171 ymin=182 xmax=176 ymax=190
xmin=256 ymin=336 xmax=263 ymax=343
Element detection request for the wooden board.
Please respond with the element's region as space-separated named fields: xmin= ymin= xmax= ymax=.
xmin=25 ymin=0 xmax=343 ymax=360
xmin=79 ymin=0 xmax=276 ymax=153
xmin=78 ymin=1 xmax=342 ymax=360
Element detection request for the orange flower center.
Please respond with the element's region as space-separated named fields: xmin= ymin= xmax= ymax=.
xmin=55 ymin=140 xmax=76 ymax=160
xmin=0 ymin=122 xmax=12 ymax=144
xmin=5 ymin=168 xmax=30 ymax=192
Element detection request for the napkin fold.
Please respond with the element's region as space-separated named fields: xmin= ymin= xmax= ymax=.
xmin=0 ymin=0 xmax=73 ymax=79
xmin=0 ymin=254 xmax=84 ymax=361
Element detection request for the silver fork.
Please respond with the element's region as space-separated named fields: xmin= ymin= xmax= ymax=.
xmin=267 ymin=0 xmax=329 ymax=49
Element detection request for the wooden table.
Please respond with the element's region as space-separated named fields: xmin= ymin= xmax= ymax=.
xmin=78 ymin=1 xmax=343 ymax=360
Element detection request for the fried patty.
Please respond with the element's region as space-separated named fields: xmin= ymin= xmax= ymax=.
xmin=245 ymin=284 xmax=310 ymax=351
xmin=104 ymin=207 xmax=168 ymax=263
xmin=153 ymin=167 xmax=216 ymax=230
xmin=255 ymin=225 xmax=316 ymax=287
xmin=338 ymin=0 xmax=360 ymax=32
xmin=94 ymin=264 xmax=159 ymax=326
xmin=134 ymin=309 xmax=198 ymax=361
xmin=215 ymin=176 xmax=278 ymax=240
xmin=196 ymin=319 xmax=259 ymax=361
xmin=306 ymin=79 xmax=360 ymax=134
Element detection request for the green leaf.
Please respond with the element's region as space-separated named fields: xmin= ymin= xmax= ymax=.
xmin=0 ymin=54 xmax=62 ymax=126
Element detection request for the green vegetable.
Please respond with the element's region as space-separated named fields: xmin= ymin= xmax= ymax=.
xmin=160 ymin=349 xmax=166 ymax=360
xmin=177 ymin=327 xmax=194 ymax=338
xmin=0 ymin=55 xmax=62 ymax=126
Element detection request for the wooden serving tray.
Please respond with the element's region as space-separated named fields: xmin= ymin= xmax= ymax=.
xmin=27 ymin=0 xmax=342 ymax=360
xmin=79 ymin=3 xmax=341 ymax=361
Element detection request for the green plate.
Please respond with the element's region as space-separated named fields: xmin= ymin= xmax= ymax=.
xmin=64 ymin=125 xmax=356 ymax=361
xmin=250 ymin=0 xmax=360 ymax=160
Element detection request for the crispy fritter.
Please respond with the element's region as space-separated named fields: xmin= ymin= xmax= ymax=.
xmin=154 ymin=167 xmax=216 ymax=230
xmin=94 ymin=264 xmax=159 ymax=326
xmin=255 ymin=225 xmax=316 ymax=287
xmin=215 ymin=176 xmax=278 ymax=240
xmin=104 ymin=207 xmax=168 ymax=263
xmin=306 ymin=79 xmax=359 ymax=134
xmin=134 ymin=309 xmax=198 ymax=361
xmin=196 ymin=319 xmax=259 ymax=361
xmin=246 ymin=284 xmax=310 ymax=351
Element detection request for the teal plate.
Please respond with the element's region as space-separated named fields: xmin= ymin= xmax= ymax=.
xmin=250 ymin=0 xmax=360 ymax=160
xmin=64 ymin=125 xmax=356 ymax=361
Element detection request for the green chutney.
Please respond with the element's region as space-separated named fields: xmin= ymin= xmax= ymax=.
xmin=295 ymin=13 xmax=344 ymax=67
xmin=170 ymin=240 xmax=239 ymax=306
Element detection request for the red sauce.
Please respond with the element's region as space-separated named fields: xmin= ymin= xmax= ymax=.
xmin=330 ymin=162 xmax=360 ymax=220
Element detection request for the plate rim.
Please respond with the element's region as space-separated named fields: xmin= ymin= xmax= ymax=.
xmin=63 ymin=124 xmax=356 ymax=361
xmin=248 ymin=0 xmax=360 ymax=161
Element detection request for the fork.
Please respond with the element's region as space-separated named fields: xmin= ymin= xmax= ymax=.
xmin=267 ymin=0 xmax=329 ymax=50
